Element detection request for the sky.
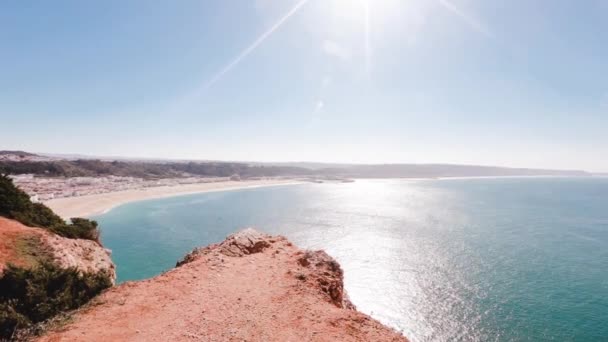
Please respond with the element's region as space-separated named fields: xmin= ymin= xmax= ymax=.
xmin=1 ymin=0 xmax=607 ymax=172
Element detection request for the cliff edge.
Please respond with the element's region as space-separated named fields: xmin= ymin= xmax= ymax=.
xmin=39 ymin=229 xmax=407 ymax=341
xmin=0 ymin=217 xmax=115 ymax=282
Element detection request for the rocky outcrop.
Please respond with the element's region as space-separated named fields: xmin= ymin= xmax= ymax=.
xmin=42 ymin=229 xmax=116 ymax=282
xmin=296 ymin=250 xmax=355 ymax=310
xmin=178 ymin=229 xmax=354 ymax=310
xmin=0 ymin=217 xmax=116 ymax=283
xmin=39 ymin=229 xmax=408 ymax=341
xmin=176 ymin=228 xmax=272 ymax=265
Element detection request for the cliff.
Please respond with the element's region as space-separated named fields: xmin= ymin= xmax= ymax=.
xmin=38 ymin=229 xmax=407 ymax=341
xmin=0 ymin=217 xmax=115 ymax=282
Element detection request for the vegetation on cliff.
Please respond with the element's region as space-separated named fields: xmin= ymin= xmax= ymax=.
xmin=0 ymin=175 xmax=113 ymax=339
xmin=0 ymin=174 xmax=100 ymax=242
xmin=0 ymin=262 xmax=112 ymax=340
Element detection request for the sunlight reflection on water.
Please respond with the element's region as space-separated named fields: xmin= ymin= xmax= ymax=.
xmin=286 ymin=180 xmax=476 ymax=341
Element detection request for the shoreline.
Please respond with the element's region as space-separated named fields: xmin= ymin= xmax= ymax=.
xmin=44 ymin=179 xmax=303 ymax=219
xmin=43 ymin=175 xmax=594 ymax=220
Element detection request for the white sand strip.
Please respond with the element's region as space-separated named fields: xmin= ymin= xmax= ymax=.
xmin=45 ymin=179 xmax=303 ymax=219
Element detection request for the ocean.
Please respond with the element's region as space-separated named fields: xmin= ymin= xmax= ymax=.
xmin=94 ymin=178 xmax=608 ymax=341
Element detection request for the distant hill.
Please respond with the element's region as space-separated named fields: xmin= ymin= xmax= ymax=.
xmin=251 ymin=161 xmax=355 ymax=170
xmin=0 ymin=151 xmax=591 ymax=179
xmin=0 ymin=150 xmax=52 ymax=162
xmin=314 ymin=163 xmax=589 ymax=178
xmin=252 ymin=161 xmax=589 ymax=177
xmin=0 ymin=156 xmax=310 ymax=179
xmin=0 ymin=150 xmax=36 ymax=157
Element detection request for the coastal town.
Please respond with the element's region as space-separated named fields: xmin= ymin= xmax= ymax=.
xmin=9 ymin=174 xmax=243 ymax=202
xmin=1 ymin=151 xmax=354 ymax=205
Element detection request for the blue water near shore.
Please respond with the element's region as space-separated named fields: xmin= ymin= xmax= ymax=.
xmin=95 ymin=178 xmax=608 ymax=341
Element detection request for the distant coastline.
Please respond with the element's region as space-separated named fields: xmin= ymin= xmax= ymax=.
xmin=45 ymin=179 xmax=303 ymax=219
xmin=45 ymin=175 xmax=598 ymax=219
xmin=435 ymin=174 xmax=600 ymax=180
xmin=35 ymin=175 xmax=603 ymax=219
xmin=3 ymin=150 xmax=597 ymax=219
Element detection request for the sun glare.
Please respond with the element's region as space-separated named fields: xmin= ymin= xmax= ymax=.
xmin=323 ymin=0 xmax=411 ymax=75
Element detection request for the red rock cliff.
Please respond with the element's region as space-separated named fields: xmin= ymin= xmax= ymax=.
xmin=39 ymin=229 xmax=407 ymax=341
xmin=0 ymin=217 xmax=116 ymax=283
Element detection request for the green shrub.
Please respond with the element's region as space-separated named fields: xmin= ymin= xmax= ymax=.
xmin=0 ymin=174 xmax=100 ymax=242
xmin=0 ymin=174 xmax=64 ymax=229
xmin=50 ymin=218 xmax=100 ymax=243
xmin=0 ymin=262 xmax=112 ymax=339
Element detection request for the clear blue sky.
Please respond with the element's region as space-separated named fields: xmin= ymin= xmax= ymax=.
xmin=1 ymin=0 xmax=607 ymax=171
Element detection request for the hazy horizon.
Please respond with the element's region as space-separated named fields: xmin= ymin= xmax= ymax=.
xmin=2 ymin=1 xmax=607 ymax=172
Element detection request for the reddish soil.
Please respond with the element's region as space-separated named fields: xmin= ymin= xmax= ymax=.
xmin=0 ymin=217 xmax=45 ymax=271
xmin=0 ymin=217 xmax=115 ymax=281
xmin=39 ymin=229 xmax=408 ymax=341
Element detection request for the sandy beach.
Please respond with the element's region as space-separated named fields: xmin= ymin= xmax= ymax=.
xmin=45 ymin=179 xmax=302 ymax=219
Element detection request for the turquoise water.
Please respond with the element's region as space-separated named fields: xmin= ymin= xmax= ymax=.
xmin=95 ymin=178 xmax=608 ymax=341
